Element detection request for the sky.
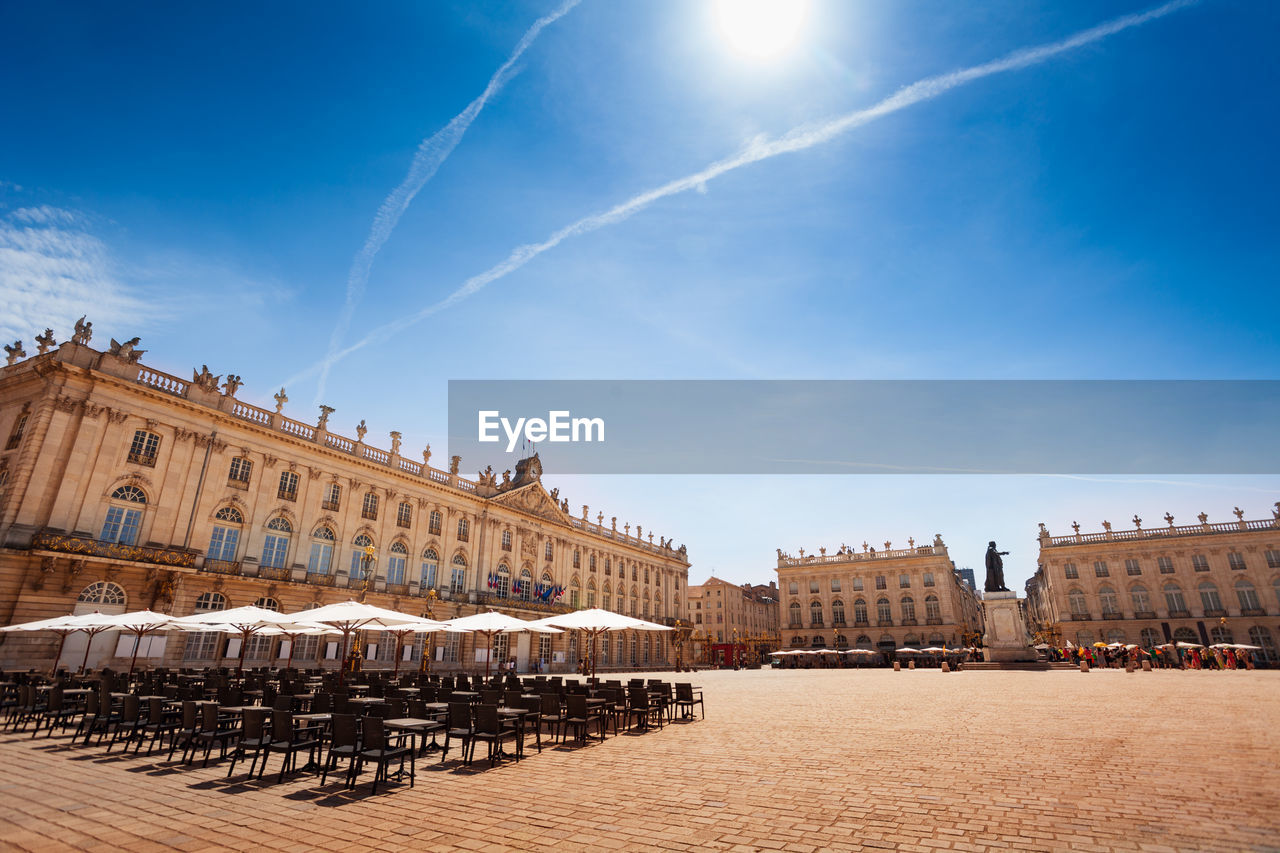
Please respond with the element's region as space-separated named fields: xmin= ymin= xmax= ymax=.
xmin=2 ymin=0 xmax=1277 ymax=590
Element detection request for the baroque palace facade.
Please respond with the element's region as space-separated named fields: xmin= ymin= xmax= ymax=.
xmin=0 ymin=323 xmax=690 ymax=672
xmin=1026 ymin=511 xmax=1280 ymax=661
xmin=775 ymin=536 xmax=984 ymax=654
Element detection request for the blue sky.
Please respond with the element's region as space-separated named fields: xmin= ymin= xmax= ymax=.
xmin=2 ymin=0 xmax=1277 ymax=588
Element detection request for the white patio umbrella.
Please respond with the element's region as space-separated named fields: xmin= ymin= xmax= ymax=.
xmin=444 ymin=610 xmax=560 ymax=677
xmin=200 ymin=620 xmax=337 ymax=671
xmin=356 ymin=616 xmax=458 ymax=676
xmin=0 ymin=611 xmax=110 ymax=673
xmin=895 ymin=647 xmax=920 ymax=654
xmin=172 ymin=604 xmax=305 ymax=674
xmin=1175 ymin=641 xmax=1204 ymax=649
xmin=272 ymin=600 xmax=427 ymax=684
xmin=78 ymin=610 xmax=180 ymax=677
xmin=530 ymin=608 xmax=671 ymax=677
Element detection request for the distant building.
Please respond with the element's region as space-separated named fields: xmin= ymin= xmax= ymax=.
xmin=686 ymin=576 xmax=779 ymax=664
xmin=774 ymin=536 xmax=984 ymax=654
xmin=1027 ymin=512 xmax=1280 ymax=661
xmin=955 ymin=567 xmax=976 ymax=591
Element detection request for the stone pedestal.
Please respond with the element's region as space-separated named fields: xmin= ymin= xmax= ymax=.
xmin=981 ymin=591 xmax=1038 ymax=663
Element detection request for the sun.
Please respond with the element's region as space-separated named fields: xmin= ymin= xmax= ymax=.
xmin=714 ymin=0 xmax=810 ymax=60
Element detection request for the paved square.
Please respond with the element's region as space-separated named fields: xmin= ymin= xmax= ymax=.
xmin=1 ymin=668 xmax=1277 ymax=852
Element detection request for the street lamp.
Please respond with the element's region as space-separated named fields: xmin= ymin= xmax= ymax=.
xmin=420 ymin=587 xmax=440 ymax=674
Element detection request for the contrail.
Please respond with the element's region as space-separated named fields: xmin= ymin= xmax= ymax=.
xmin=289 ymin=0 xmax=1197 ymax=388
xmin=313 ymin=0 xmax=582 ymax=405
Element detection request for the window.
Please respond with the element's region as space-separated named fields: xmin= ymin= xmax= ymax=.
xmin=923 ymin=572 xmax=934 ymax=587
xmin=1063 ymin=563 xmax=1079 ymax=579
xmin=852 ymin=577 xmax=863 ymax=591
xmin=127 ymin=429 xmax=160 ymax=466
xmin=1068 ymin=590 xmax=1088 ymax=618
xmin=1236 ymin=579 xmax=1260 ymax=610
xmin=208 ymin=509 xmax=241 ymax=562
xmin=5 ymin=413 xmax=27 ymax=450
xmin=788 ymin=582 xmax=798 ymax=595
xmin=574 ymin=550 xmax=582 ymax=568
xmin=1266 ymin=550 xmax=1280 ymax=569
xmin=1172 ymin=627 xmax=1198 ymax=644
xmin=308 ymin=526 xmax=335 ymax=574
xmin=494 ymin=564 xmax=511 ymax=598
xmin=831 ymin=599 xmax=845 ymax=624
xmin=387 ymin=542 xmax=408 ymax=585
xmin=254 ymin=596 xmax=280 ymax=612
xmin=1093 ymin=561 xmax=1109 ymax=578
xmin=876 ymin=597 xmax=891 ymax=623
xmin=1157 ymin=556 xmax=1174 ymax=574
xmin=227 ymin=456 xmax=252 ymax=487
xmin=545 ymin=541 xmax=554 ymax=561
xmin=350 ymin=534 xmax=375 ymax=579
xmin=185 ymin=592 xmax=227 ymax=660
xmin=501 ymin=530 xmax=512 ymax=552
xmin=570 ymin=578 xmax=581 ymax=610
xmin=899 ymin=574 xmax=910 ymax=589
xmin=420 ymin=549 xmax=439 ymax=589
xmin=1164 ymin=582 xmax=1186 ymax=614
xmin=539 ymin=634 xmax=552 ymax=665
xmin=875 ymin=576 xmax=886 ymax=591
xmin=521 ymin=569 xmax=535 ymax=602
xmin=1227 ymin=552 xmax=1246 ymax=571
xmin=77 ymin=581 xmax=126 ymax=607
xmin=788 ymin=602 xmax=801 ymax=627
xmin=1209 ymin=625 xmax=1233 ymax=645
xmin=1130 ymin=585 xmax=1151 ymax=613
xmin=1198 ymin=581 xmax=1223 ymax=613
xmin=396 ymin=501 xmax=412 ymax=529
xmin=924 ymin=595 xmax=940 ymax=622
xmin=809 ymin=600 xmax=823 ymax=626
xmin=100 ymin=485 xmax=146 ymax=545
xmin=428 ymin=510 xmax=442 ymax=535
xmin=1249 ymin=626 xmax=1276 ymax=662
xmin=853 ymin=598 xmax=868 ymax=624
xmin=361 ymin=492 xmax=379 ymax=521
xmin=830 ymin=578 xmax=841 ymax=592
xmin=900 ymin=596 xmax=916 ymax=622
xmin=277 ymin=471 xmax=298 ymax=501
xmin=1125 ymin=559 xmax=1141 ymax=576
xmin=322 ymin=482 xmax=341 ymax=512
xmin=449 ymin=554 xmax=467 ymax=595
xmin=1139 ymin=628 xmax=1160 ymax=648
xmin=1098 ymin=586 xmax=1119 ymax=616
xmin=261 ymin=517 xmax=291 ymax=569
xmin=604 ymin=558 xmax=611 ymax=576
xmin=1106 ymin=629 xmax=1126 ymax=645
xmin=1191 ymin=554 xmax=1209 ymax=572
xmin=442 ymin=632 xmax=460 ymax=663
xmin=456 ymin=518 xmax=469 ymax=542
xmin=809 ymin=580 xmax=819 ymax=594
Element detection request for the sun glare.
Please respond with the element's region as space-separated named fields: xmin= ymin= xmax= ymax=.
xmin=714 ymin=0 xmax=810 ymax=60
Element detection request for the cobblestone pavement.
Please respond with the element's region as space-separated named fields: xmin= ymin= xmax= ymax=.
xmin=1 ymin=668 xmax=1278 ymax=853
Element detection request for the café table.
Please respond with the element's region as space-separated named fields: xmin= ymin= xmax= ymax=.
xmin=496 ymin=707 xmax=531 ymax=759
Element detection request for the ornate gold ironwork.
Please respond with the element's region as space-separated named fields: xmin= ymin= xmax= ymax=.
xmin=31 ymin=529 xmax=196 ymax=568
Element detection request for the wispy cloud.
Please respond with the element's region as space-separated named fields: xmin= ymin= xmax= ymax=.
xmin=314 ymin=0 xmax=582 ymax=405
xmin=0 ymin=205 xmax=154 ymax=345
xmin=288 ymin=0 xmax=1198 ymax=387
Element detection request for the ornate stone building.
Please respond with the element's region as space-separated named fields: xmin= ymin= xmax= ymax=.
xmin=685 ymin=576 xmax=780 ymax=662
xmin=774 ymin=536 xmax=984 ymax=655
xmin=1027 ymin=510 xmax=1280 ymax=661
xmin=0 ymin=323 xmax=690 ymax=672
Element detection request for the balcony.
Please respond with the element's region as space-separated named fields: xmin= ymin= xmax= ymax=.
xmin=926 ymin=618 xmax=943 ymax=626
xmin=900 ymin=619 xmax=918 ymax=626
xmin=347 ymin=576 xmax=370 ymax=590
xmin=1241 ymin=608 xmax=1266 ymax=617
xmin=307 ymin=572 xmax=336 ymax=587
xmin=787 ymin=621 xmax=803 ymax=629
xmin=258 ymin=566 xmax=292 ymax=581
xmin=831 ymin=619 xmax=847 ymax=628
xmin=31 ymin=530 xmax=197 ymax=569
xmin=203 ymin=559 xmax=241 ymax=576
xmin=126 ymin=451 xmax=156 ymax=467
xmin=227 ymin=478 xmax=249 ymax=491
xmin=1168 ymin=609 xmax=1191 ymax=618
xmin=321 ymin=499 xmax=341 ymax=512
xmin=386 ymin=583 xmax=409 ymax=597
xmin=1203 ymin=608 xmax=1227 ymax=618
xmin=853 ymin=619 xmax=869 ymax=628
xmin=277 ymin=488 xmax=298 ymax=502
xmin=1100 ymin=610 xmax=1122 ymax=620
xmin=1067 ymin=613 xmax=1092 ymax=621
xmin=1133 ymin=610 xmax=1157 ymax=619
xmin=810 ymin=620 xmax=824 ymax=628
xmin=877 ymin=619 xmax=893 ymax=627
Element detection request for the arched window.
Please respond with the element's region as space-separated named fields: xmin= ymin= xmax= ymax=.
xmin=396 ymin=501 xmax=412 ymax=529
xmin=261 ymin=517 xmax=292 ymax=569
xmin=1129 ymin=585 xmax=1150 ymax=613
xmin=1075 ymin=630 xmax=1094 ymax=647
xmin=194 ymin=592 xmax=227 ymax=612
xmin=208 ymin=505 xmax=243 ymax=562
xmin=1164 ymin=582 xmax=1186 ymax=613
xmin=428 ymin=510 xmax=442 ymax=535
xmin=254 ymin=597 xmax=280 ymax=612
xmin=420 ymin=548 xmax=439 ymax=590
xmin=77 ymin=581 xmax=126 ymax=606
xmin=520 ymin=568 xmax=534 ymax=602
xmin=1139 ymin=628 xmax=1161 ymax=648
xmin=853 ymin=598 xmax=868 ymax=624
xmin=904 ymin=634 xmax=920 ymax=647
xmin=277 ymin=470 xmax=299 ymax=501
xmin=1236 ymin=579 xmax=1261 ymax=611
xmin=788 ymin=601 xmax=801 ymax=627
xmin=1198 ymin=581 xmax=1223 ymax=613
xmin=1106 ymin=629 xmax=1126 ymax=644
xmin=924 ymin=594 xmax=940 ymax=622
xmin=809 ymin=600 xmax=824 ymax=626
xmin=876 ymin=597 xmax=891 ymax=624
xmin=1172 ymin=627 xmax=1198 ymax=643
xmin=570 ymin=577 xmax=581 ymax=610
xmin=100 ymin=485 xmax=146 ymax=545
xmin=1209 ymin=624 xmax=1233 ymax=645
xmin=321 ymin=482 xmax=342 ymax=511
xmin=790 ymin=636 xmax=806 ymax=647
xmin=602 ymin=580 xmax=611 ymax=611
xmin=495 ymin=563 xmax=511 ymax=598
xmin=1098 ymin=585 xmax=1119 ymax=616
xmin=605 ymin=558 xmax=612 ymax=576
xmin=811 ymin=635 xmax=825 ymax=648
xmin=308 ymin=526 xmax=335 ymax=575
xmin=449 ymin=553 xmax=468 ymax=595
xmin=587 ymin=577 xmax=597 ymax=608
xmin=184 ymin=592 xmax=227 ymax=661
xmin=350 ymin=534 xmax=376 ymax=579
xmin=831 ymin=598 xmax=845 ymax=625
xmin=1068 ymin=589 xmax=1088 ymax=617
xmin=834 ymin=634 xmax=848 ymax=648
xmin=856 ymin=635 xmax=872 ymax=649
xmin=630 ymin=585 xmax=639 ymax=617
xmin=456 ymin=517 xmax=469 ymax=542
xmin=386 ymin=541 xmax=408 ymax=585
xmin=900 ymin=596 xmax=916 ymax=623
xmin=928 ymin=633 xmax=945 ymax=646
xmin=1248 ymin=626 xmax=1276 ymax=661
